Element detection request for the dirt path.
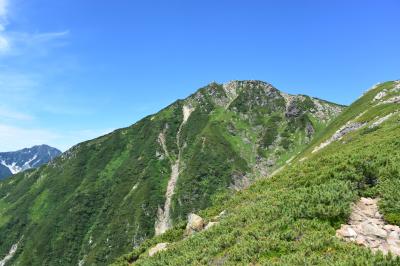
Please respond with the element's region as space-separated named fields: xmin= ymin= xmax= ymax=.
xmin=337 ymin=197 xmax=400 ymax=256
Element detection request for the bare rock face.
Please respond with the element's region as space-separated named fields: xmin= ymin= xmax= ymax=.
xmin=148 ymin=242 xmax=169 ymax=257
xmin=369 ymin=112 xmax=398 ymax=129
xmin=184 ymin=211 xmax=225 ymax=236
xmin=285 ymin=100 xmax=302 ymax=118
xmin=229 ymin=173 xmax=250 ymax=191
xmin=185 ymin=213 xmax=205 ymax=235
xmin=373 ymin=81 xmax=400 ymax=105
xmin=306 ymin=122 xmax=315 ymax=137
xmin=336 ymin=198 xmax=400 ymax=256
xmin=380 ymin=96 xmax=400 ymax=105
xmin=313 ymin=121 xmax=366 ymax=153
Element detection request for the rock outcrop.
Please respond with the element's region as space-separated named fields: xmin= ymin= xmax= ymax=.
xmin=373 ymin=81 xmax=400 ymax=105
xmin=184 ymin=211 xmax=225 ymax=236
xmin=185 ymin=213 xmax=205 ymax=235
xmin=336 ymin=198 xmax=400 ymax=256
xmin=148 ymin=243 xmax=169 ymax=257
xmin=313 ymin=121 xmax=366 ymax=153
xmin=380 ymin=96 xmax=400 ymax=105
xmin=369 ymin=112 xmax=398 ymax=128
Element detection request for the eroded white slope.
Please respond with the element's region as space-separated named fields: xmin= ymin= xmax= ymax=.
xmin=155 ymin=105 xmax=194 ymax=235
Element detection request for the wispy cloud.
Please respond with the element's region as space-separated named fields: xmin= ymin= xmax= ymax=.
xmin=0 ymin=1 xmax=104 ymax=152
xmin=4 ymin=30 xmax=70 ymax=56
xmin=0 ymin=0 xmax=69 ymax=56
xmin=0 ymin=0 xmax=10 ymax=53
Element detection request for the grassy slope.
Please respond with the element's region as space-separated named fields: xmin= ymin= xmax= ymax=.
xmin=0 ymin=81 xmax=343 ymax=265
xmin=0 ymin=107 xmax=183 ymax=265
xmin=114 ymin=81 xmax=400 ymax=265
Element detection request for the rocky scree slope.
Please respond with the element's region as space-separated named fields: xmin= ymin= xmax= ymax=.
xmin=0 ymin=80 xmax=342 ymax=265
xmin=114 ymin=80 xmax=400 ymax=265
xmin=0 ymin=145 xmax=61 ymax=180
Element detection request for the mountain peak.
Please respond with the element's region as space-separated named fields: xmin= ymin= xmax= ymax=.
xmin=222 ymin=79 xmax=275 ymax=88
xmin=0 ymin=145 xmax=61 ymax=179
xmin=0 ymin=81 xmax=346 ymax=265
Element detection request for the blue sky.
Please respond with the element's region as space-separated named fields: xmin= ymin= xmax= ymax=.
xmin=0 ymin=0 xmax=399 ymax=151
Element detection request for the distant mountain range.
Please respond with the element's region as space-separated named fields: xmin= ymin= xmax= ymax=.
xmin=0 ymin=145 xmax=61 ymax=179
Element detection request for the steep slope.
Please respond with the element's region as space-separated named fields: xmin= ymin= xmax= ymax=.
xmin=0 ymin=145 xmax=61 ymax=180
xmin=0 ymin=165 xmax=12 ymax=180
xmin=0 ymin=81 xmax=343 ymax=265
xmin=114 ymin=80 xmax=400 ymax=265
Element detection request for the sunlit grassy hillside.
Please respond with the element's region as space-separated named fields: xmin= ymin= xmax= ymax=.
xmin=115 ymin=81 xmax=400 ymax=265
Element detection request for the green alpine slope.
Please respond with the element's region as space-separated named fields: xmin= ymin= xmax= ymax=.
xmin=0 ymin=81 xmax=343 ymax=265
xmin=114 ymin=80 xmax=400 ymax=265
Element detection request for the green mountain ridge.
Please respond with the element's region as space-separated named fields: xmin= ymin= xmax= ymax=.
xmin=0 ymin=80 xmax=343 ymax=265
xmin=114 ymin=80 xmax=400 ymax=265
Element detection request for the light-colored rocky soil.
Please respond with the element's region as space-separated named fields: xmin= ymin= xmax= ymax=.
xmin=0 ymin=240 xmax=20 ymax=266
xmin=155 ymin=105 xmax=194 ymax=235
xmin=379 ymin=96 xmax=400 ymax=105
xmin=155 ymin=162 xmax=179 ymax=236
xmin=369 ymin=112 xmax=398 ymax=128
xmin=148 ymin=243 xmax=169 ymax=257
xmin=311 ymin=98 xmax=343 ymax=122
xmin=373 ymin=81 xmax=400 ymax=105
xmin=222 ymin=81 xmax=240 ymax=108
xmin=373 ymin=90 xmax=388 ymax=101
xmin=313 ymin=121 xmax=366 ymax=153
xmin=157 ymin=130 xmax=170 ymax=160
xmin=336 ymin=198 xmax=400 ymax=256
xmin=182 ymin=105 xmax=194 ymax=124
